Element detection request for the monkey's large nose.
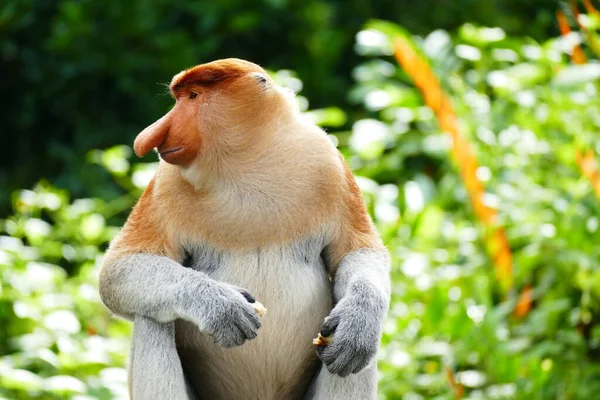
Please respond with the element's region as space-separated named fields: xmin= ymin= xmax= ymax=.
xmin=134 ymin=113 xmax=172 ymax=157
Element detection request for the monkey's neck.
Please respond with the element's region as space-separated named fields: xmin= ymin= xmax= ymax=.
xmin=152 ymin=123 xmax=343 ymax=249
xmin=177 ymin=152 xmax=272 ymax=192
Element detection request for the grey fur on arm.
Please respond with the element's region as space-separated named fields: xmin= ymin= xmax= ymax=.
xmin=99 ymin=253 xmax=261 ymax=347
xmin=331 ymin=249 xmax=390 ymax=303
xmin=317 ymin=249 xmax=390 ymax=376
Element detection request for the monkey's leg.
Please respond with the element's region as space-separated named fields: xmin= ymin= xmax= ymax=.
xmin=304 ymin=360 xmax=377 ymax=400
xmin=129 ymin=315 xmax=193 ymax=400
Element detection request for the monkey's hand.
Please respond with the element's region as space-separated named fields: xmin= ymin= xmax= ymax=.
xmin=180 ymin=279 xmax=263 ymax=348
xmin=316 ymin=289 xmax=386 ymax=377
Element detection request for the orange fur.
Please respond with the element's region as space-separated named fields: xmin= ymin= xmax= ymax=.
xmin=325 ymin=157 xmax=384 ymax=273
xmin=107 ymin=179 xmax=181 ymax=261
xmin=170 ymin=59 xmax=265 ymax=95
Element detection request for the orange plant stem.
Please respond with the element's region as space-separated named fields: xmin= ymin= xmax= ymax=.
xmin=556 ymin=11 xmax=600 ymax=197
xmin=576 ymin=150 xmax=600 ymax=197
xmin=445 ymin=366 xmax=464 ymax=400
xmin=557 ymin=10 xmax=587 ymax=64
xmin=583 ymin=0 xmax=600 ymax=17
xmin=393 ymin=38 xmax=513 ymax=290
xmin=514 ymin=285 xmax=534 ymax=318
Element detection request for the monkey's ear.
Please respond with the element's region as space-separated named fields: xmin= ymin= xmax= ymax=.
xmin=249 ymin=72 xmax=268 ymax=88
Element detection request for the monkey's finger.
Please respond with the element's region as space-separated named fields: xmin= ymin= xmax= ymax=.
xmin=242 ymin=306 xmax=262 ymax=330
xmin=315 ymin=343 xmax=327 ymax=361
xmin=324 ymin=348 xmax=354 ymax=377
xmin=236 ymin=304 xmax=262 ymax=335
xmin=336 ymin=365 xmax=354 ymax=378
xmin=351 ymin=358 xmax=370 ymax=374
xmin=315 ymin=342 xmax=338 ymax=365
xmin=320 ymin=314 xmax=341 ymax=337
xmin=235 ymin=317 xmax=259 ymax=340
xmin=337 ymin=351 xmax=367 ymax=377
xmin=215 ymin=325 xmax=245 ymax=348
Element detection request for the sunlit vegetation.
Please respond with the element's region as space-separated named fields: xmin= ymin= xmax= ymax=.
xmin=2 ymin=2 xmax=600 ymax=399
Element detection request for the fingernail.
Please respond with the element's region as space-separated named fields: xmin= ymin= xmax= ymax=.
xmin=241 ymin=291 xmax=256 ymax=303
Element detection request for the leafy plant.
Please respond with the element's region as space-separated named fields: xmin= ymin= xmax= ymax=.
xmin=349 ymin=14 xmax=600 ymax=399
xmin=3 ymin=8 xmax=600 ymax=399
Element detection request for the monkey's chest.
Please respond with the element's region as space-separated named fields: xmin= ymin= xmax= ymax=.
xmin=175 ymin=239 xmax=333 ymax=400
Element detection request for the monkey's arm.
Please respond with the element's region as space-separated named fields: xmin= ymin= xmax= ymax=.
xmin=99 ymin=180 xmax=261 ymax=347
xmin=317 ymin=248 xmax=389 ymax=377
xmin=316 ymin=162 xmax=391 ymax=377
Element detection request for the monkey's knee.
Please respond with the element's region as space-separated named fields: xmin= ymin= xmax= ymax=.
xmin=305 ymin=361 xmax=378 ymax=400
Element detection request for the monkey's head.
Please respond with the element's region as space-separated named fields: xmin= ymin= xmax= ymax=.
xmin=133 ymin=59 xmax=291 ymax=168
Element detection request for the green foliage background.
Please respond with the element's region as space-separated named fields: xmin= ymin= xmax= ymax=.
xmin=2 ymin=0 xmax=600 ymax=399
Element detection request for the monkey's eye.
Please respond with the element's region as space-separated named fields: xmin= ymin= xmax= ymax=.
xmin=189 ymin=91 xmax=198 ymax=99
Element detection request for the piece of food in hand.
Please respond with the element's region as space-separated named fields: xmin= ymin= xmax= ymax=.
xmin=312 ymin=332 xmax=333 ymax=347
xmin=253 ymin=301 xmax=267 ymax=317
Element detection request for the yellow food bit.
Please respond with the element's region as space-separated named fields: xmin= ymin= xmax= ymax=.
xmin=254 ymin=302 xmax=267 ymax=318
xmin=312 ymin=333 xmax=333 ymax=347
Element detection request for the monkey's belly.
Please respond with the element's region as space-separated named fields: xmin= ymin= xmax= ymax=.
xmin=176 ymin=244 xmax=333 ymax=400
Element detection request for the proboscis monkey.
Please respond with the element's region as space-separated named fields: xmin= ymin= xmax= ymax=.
xmin=99 ymin=58 xmax=390 ymax=400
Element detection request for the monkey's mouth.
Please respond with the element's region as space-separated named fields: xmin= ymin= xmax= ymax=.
xmin=159 ymin=147 xmax=183 ymax=157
